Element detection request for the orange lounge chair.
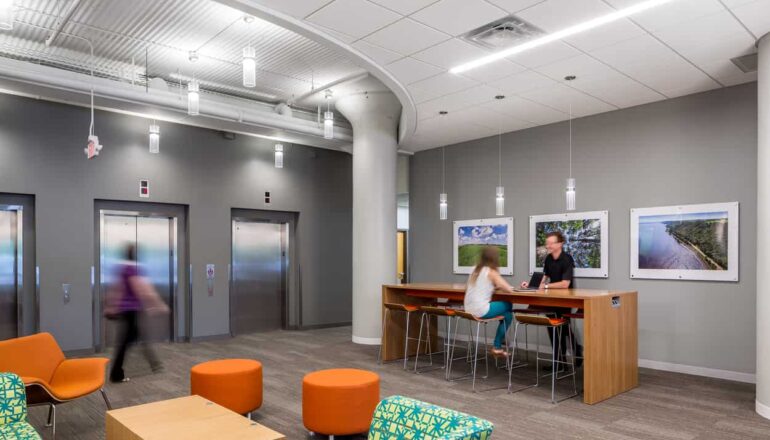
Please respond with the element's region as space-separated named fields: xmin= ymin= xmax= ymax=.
xmin=0 ymin=332 xmax=111 ymax=439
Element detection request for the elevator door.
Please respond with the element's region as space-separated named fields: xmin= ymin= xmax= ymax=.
xmin=101 ymin=214 xmax=174 ymax=346
xmin=0 ymin=210 xmax=19 ymax=340
xmin=231 ymin=221 xmax=286 ymax=334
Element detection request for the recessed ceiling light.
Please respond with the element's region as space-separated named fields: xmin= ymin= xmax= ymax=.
xmin=450 ymin=0 xmax=677 ymax=74
xmin=495 ymin=95 xmax=505 ymax=100
xmin=564 ymin=75 xmax=576 ymax=81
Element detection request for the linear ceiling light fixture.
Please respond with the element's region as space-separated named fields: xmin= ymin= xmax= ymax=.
xmin=450 ymin=0 xmax=676 ymax=74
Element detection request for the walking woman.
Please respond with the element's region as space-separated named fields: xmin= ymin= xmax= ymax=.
xmin=464 ymin=246 xmax=515 ymax=356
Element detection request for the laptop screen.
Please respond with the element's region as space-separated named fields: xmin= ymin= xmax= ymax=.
xmin=528 ymin=272 xmax=544 ymax=288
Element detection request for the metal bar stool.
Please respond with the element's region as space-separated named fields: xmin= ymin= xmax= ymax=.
xmin=414 ymin=306 xmax=457 ymax=378
xmin=448 ymin=310 xmax=509 ymax=392
xmin=508 ymin=313 xmax=578 ymax=403
xmin=377 ymin=302 xmax=422 ymax=370
xmin=564 ymin=310 xmax=584 ymax=368
xmin=509 ymin=306 xmax=548 ymax=364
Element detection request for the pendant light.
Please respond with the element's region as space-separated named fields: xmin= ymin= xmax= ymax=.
xmin=242 ymin=46 xmax=256 ymax=88
xmin=439 ymin=146 xmax=448 ymax=220
xmin=274 ymin=144 xmax=284 ymax=168
xmin=323 ymin=89 xmax=334 ymax=139
xmin=187 ymin=79 xmax=199 ymax=116
xmin=0 ymin=0 xmax=13 ymax=30
xmin=149 ymin=122 xmax=160 ymax=154
xmin=495 ymin=129 xmax=504 ymax=216
xmin=566 ymin=104 xmax=576 ymax=211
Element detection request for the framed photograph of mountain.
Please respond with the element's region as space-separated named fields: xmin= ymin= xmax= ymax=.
xmin=630 ymin=202 xmax=739 ymax=281
xmin=453 ymin=217 xmax=514 ymax=275
xmin=529 ymin=211 xmax=609 ymax=278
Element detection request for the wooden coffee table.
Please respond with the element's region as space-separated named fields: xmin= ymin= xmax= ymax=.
xmin=106 ymin=395 xmax=285 ymax=440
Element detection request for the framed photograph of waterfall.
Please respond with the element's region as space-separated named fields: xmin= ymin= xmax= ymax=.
xmin=529 ymin=211 xmax=609 ymax=278
xmin=453 ymin=217 xmax=514 ymax=275
xmin=630 ymin=202 xmax=739 ymax=282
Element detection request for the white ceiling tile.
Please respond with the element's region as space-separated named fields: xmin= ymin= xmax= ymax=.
xmin=568 ymin=74 xmax=665 ymax=108
xmin=459 ymin=59 xmax=527 ymax=83
xmin=720 ymin=0 xmax=755 ymax=7
xmin=564 ymin=20 xmax=645 ymax=52
xmin=719 ymin=71 xmax=757 ymax=87
xmin=517 ymin=0 xmax=619 ymax=32
xmin=663 ymin=80 xmax=722 ymax=99
xmin=488 ymin=69 xmax=558 ymax=94
xmin=412 ymin=38 xmax=488 ymax=69
xmin=480 ymin=95 xmax=567 ymax=125
xmin=352 ymin=40 xmax=403 ymax=64
xmin=368 ymin=0 xmax=439 ymax=15
xmin=411 ymin=0 xmax=508 ymax=36
xmin=252 ymin=0 xmax=334 ymax=18
xmin=408 ymin=72 xmax=479 ymax=102
xmin=535 ymin=54 xmax=619 ymax=82
xmin=307 ymin=0 xmax=401 ymax=38
xmin=455 ymin=105 xmax=535 ymax=131
xmin=312 ymin=24 xmax=358 ymax=43
xmin=518 ymin=83 xmax=617 ymax=116
xmin=486 ymin=0 xmax=547 ymax=13
xmin=363 ymin=18 xmax=450 ymax=55
xmin=507 ymin=41 xmax=582 ymax=68
xmin=729 ymin=0 xmax=770 ymax=38
xmin=386 ymin=57 xmax=444 ymax=84
xmin=416 ymin=84 xmax=501 ymax=119
xmin=604 ymin=0 xmax=725 ymax=32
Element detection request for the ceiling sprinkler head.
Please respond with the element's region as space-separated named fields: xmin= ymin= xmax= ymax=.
xmin=243 ymin=15 xmax=255 ymax=24
xmin=188 ymin=50 xmax=199 ymax=63
xmin=564 ymin=75 xmax=577 ymax=81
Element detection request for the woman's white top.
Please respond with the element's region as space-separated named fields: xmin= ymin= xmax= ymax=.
xmin=464 ymin=267 xmax=494 ymax=317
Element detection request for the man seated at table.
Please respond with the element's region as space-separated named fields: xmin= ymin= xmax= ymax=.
xmin=520 ymin=231 xmax=583 ymax=367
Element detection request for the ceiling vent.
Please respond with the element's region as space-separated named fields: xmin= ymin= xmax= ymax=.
xmin=731 ymin=53 xmax=758 ymax=73
xmin=461 ymin=15 xmax=545 ymax=50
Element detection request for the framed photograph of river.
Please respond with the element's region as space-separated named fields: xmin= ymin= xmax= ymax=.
xmin=529 ymin=211 xmax=609 ymax=278
xmin=453 ymin=217 xmax=514 ymax=275
xmin=630 ymin=202 xmax=739 ymax=281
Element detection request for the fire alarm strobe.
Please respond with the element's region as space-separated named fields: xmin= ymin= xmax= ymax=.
xmin=139 ymin=179 xmax=150 ymax=198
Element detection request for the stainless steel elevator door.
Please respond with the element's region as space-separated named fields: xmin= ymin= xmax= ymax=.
xmin=101 ymin=215 xmax=174 ymax=346
xmin=0 ymin=211 xmax=18 ymax=340
xmin=232 ymin=221 xmax=286 ymax=334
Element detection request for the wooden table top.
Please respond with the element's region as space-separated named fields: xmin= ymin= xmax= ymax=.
xmin=106 ymin=395 xmax=285 ymax=440
xmin=384 ymin=283 xmax=636 ymax=299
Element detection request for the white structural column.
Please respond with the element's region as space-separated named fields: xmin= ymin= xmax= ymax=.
xmin=336 ymin=91 xmax=402 ymax=344
xmin=758 ymin=33 xmax=770 ymax=420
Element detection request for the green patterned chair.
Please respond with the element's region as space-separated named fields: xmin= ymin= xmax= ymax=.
xmin=368 ymin=395 xmax=493 ymax=439
xmin=0 ymin=373 xmax=41 ymax=440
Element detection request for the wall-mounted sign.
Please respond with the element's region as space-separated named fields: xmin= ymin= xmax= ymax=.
xmin=206 ymin=264 xmax=215 ymax=296
xmin=139 ymin=179 xmax=150 ymax=198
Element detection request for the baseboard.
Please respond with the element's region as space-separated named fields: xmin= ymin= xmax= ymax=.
xmin=190 ymin=333 xmax=232 ymax=343
xmin=638 ymin=359 xmax=756 ymax=384
xmin=352 ymin=335 xmax=381 ymax=345
xmin=299 ymin=321 xmax=352 ymax=331
xmin=757 ymin=399 xmax=770 ymax=420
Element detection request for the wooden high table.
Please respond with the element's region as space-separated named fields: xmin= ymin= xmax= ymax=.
xmin=382 ymin=283 xmax=638 ymax=404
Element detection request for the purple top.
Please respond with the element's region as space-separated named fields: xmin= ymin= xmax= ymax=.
xmin=117 ymin=263 xmax=142 ymax=312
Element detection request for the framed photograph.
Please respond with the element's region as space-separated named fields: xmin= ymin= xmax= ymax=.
xmin=529 ymin=211 xmax=609 ymax=278
xmin=630 ymin=202 xmax=739 ymax=281
xmin=453 ymin=217 xmax=514 ymax=275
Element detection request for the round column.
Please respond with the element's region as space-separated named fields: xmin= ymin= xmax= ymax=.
xmin=757 ymin=33 xmax=770 ymax=419
xmin=336 ymin=91 xmax=402 ymax=344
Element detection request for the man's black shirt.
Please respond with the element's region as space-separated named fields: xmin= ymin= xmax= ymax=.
xmin=543 ymin=251 xmax=575 ymax=288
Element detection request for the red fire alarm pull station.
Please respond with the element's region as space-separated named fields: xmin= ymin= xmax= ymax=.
xmin=139 ymin=179 xmax=150 ymax=198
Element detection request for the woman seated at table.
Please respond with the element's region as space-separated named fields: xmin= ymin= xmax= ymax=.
xmin=464 ymin=246 xmax=514 ymax=356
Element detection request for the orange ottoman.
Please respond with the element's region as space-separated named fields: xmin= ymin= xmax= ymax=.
xmin=302 ymin=368 xmax=380 ymax=437
xmin=190 ymin=359 xmax=262 ymax=415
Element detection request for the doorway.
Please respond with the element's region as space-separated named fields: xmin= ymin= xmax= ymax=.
xmin=230 ymin=209 xmax=296 ymax=335
xmin=0 ymin=194 xmax=35 ymax=341
xmin=94 ymin=201 xmax=188 ymax=351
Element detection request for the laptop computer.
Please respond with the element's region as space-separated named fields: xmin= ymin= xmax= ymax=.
xmin=513 ymin=272 xmax=544 ymax=292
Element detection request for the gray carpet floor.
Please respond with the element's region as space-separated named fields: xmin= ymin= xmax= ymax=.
xmin=26 ymin=326 xmax=770 ymax=439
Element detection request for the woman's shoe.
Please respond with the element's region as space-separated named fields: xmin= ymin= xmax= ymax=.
xmin=490 ymin=348 xmax=508 ymax=357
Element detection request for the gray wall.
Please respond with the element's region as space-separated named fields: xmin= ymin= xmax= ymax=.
xmin=0 ymin=93 xmax=352 ymax=351
xmin=410 ymin=83 xmax=758 ymax=375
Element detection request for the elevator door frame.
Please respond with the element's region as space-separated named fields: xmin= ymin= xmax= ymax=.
xmin=94 ymin=201 xmax=188 ymax=352
xmin=230 ymin=209 xmax=298 ymax=335
xmin=0 ymin=204 xmax=23 ymax=338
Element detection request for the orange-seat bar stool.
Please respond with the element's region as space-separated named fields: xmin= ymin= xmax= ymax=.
xmin=378 ymin=302 xmax=422 ymax=369
xmin=0 ymin=332 xmax=111 ymax=439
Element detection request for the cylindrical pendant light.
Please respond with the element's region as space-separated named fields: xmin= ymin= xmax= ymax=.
xmin=242 ymin=46 xmax=256 ymax=88
xmin=566 ymin=104 xmax=576 ymax=211
xmin=439 ymin=146 xmax=448 ymax=220
xmin=187 ymin=80 xmax=199 ymax=116
xmin=0 ymin=0 xmax=14 ymax=31
xmin=274 ymin=144 xmax=283 ymax=168
xmin=495 ymin=129 xmax=505 ymax=216
xmin=323 ymin=89 xmax=334 ymax=139
xmin=149 ymin=122 xmax=160 ymax=154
